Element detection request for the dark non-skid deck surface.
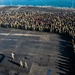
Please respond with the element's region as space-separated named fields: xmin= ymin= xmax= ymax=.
xmin=0 ymin=28 xmax=74 ymax=75
xmin=0 ymin=6 xmax=75 ymax=13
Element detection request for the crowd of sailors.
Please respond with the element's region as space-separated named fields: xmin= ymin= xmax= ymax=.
xmin=0 ymin=11 xmax=75 ymax=42
xmin=0 ymin=11 xmax=75 ymax=34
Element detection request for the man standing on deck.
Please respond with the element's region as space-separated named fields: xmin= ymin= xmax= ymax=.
xmin=47 ymin=69 xmax=51 ymax=75
xmin=11 ymin=52 xmax=14 ymax=60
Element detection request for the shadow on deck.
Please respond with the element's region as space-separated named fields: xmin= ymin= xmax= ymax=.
xmin=56 ymin=34 xmax=75 ymax=75
xmin=8 ymin=59 xmax=20 ymax=67
xmin=0 ymin=54 xmax=5 ymax=63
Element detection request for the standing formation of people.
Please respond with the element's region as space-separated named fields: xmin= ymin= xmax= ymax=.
xmin=0 ymin=11 xmax=75 ymax=34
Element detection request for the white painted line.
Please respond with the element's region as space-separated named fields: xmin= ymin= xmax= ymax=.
xmin=0 ymin=33 xmax=10 ymax=35
xmin=0 ymin=33 xmax=41 ymax=37
xmin=1 ymin=38 xmax=13 ymax=41
xmin=16 ymin=6 xmax=21 ymax=10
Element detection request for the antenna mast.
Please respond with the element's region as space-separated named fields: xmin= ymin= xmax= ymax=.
xmin=72 ymin=0 xmax=74 ymax=8
xmin=10 ymin=0 xmax=12 ymax=6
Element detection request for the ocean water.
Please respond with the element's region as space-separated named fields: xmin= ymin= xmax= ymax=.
xmin=0 ymin=0 xmax=75 ymax=8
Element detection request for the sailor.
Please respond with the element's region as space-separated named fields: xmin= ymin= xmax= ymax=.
xmin=25 ymin=61 xmax=28 ymax=69
xmin=11 ymin=52 xmax=14 ymax=59
xmin=47 ymin=69 xmax=51 ymax=75
xmin=20 ymin=60 xmax=23 ymax=67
